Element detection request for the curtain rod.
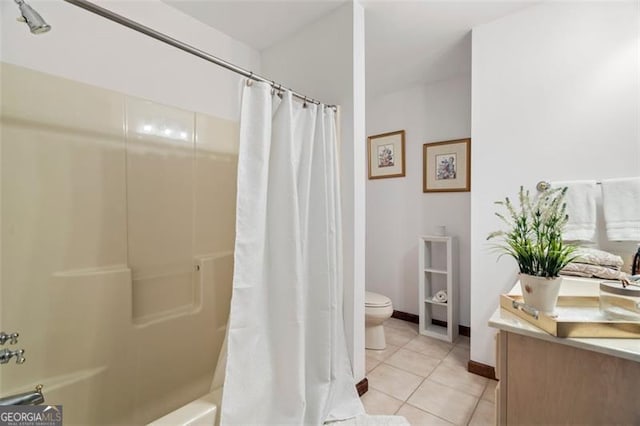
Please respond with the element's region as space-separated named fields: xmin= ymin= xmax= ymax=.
xmin=62 ymin=0 xmax=336 ymax=109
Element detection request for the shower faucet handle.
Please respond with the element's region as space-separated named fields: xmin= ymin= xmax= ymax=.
xmin=14 ymin=350 xmax=26 ymax=364
xmin=0 ymin=348 xmax=25 ymax=365
xmin=0 ymin=332 xmax=19 ymax=345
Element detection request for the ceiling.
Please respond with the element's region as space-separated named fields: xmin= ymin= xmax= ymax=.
xmin=163 ymin=0 xmax=536 ymax=98
xmin=363 ymin=1 xmax=536 ymax=97
xmin=164 ymin=1 xmax=347 ymax=51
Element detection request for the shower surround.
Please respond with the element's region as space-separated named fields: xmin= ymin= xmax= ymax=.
xmin=0 ymin=62 xmax=237 ymax=424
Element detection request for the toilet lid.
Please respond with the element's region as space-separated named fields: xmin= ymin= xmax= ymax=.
xmin=365 ymin=291 xmax=392 ymax=307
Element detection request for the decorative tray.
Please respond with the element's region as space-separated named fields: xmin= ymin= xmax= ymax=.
xmin=500 ymin=293 xmax=640 ymax=338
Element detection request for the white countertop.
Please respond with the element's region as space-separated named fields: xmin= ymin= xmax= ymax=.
xmin=489 ymin=276 xmax=640 ymax=363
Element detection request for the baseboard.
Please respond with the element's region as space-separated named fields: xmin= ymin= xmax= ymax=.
xmin=459 ymin=325 xmax=471 ymax=338
xmin=467 ymin=360 xmax=497 ymax=380
xmin=393 ymin=310 xmax=470 ymax=337
xmin=356 ymin=377 xmax=368 ymax=396
xmin=391 ymin=310 xmax=419 ymax=324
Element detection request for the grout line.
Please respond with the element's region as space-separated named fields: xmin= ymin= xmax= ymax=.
xmin=376 ymin=325 xmax=486 ymax=424
xmin=427 ymin=372 xmax=488 ymax=400
xmin=403 ymin=375 xmax=427 ymax=405
xmin=388 ymin=330 xmax=486 ymax=399
xmin=397 ymin=340 xmax=454 ymax=358
xmin=365 ymin=346 xmax=401 ymax=363
xmin=403 ymin=400 xmax=456 ymax=425
xmin=372 ymin=362 xmax=424 ymax=380
xmin=380 ymin=359 xmax=432 ymax=380
xmin=365 ymin=384 xmax=410 ymax=404
xmin=479 ymin=381 xmax=496 ymax=403
xmin=380 ymin=345 xmax=445 ymax=378
xmin=466 ymin=395 xmax=482 ymax=426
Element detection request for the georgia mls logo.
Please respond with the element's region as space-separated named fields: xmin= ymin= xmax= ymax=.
xmin=43 ymin=406 xmax=61 ymax=416
xmin=0 ymin=405 xmax=63 ymax=426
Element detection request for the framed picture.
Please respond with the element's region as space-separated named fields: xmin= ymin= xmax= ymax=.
xmin=367 ymin=130 xmax=406 ymax=179
xmin=423 ymin=138 xmax=470 ymax=192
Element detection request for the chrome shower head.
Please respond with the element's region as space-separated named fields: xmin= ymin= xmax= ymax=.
xmin=14 ymin=0 xmax=51 ymax=34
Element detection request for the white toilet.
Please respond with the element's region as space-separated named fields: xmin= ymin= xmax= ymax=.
xmin=365 ymin=291 xmax=393 ymax=350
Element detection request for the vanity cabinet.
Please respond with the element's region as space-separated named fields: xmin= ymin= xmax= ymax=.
xmin=491 ymin=284 xmax=640 ymax=425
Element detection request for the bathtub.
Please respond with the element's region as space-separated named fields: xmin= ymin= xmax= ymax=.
xmin=148 ymin=389 xmax=222 ymax=426
xmin=147 ymin=388 xmax=411 ymax=426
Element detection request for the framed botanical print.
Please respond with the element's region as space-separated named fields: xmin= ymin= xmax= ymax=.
xmin=423 ymin=138 xmax=471 ymax=192
xmin=367 ymin=130 xmax=406 ymax=179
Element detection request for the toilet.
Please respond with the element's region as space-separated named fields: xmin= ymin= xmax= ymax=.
xmin=365 ymin=291 xmax=393 ymax=350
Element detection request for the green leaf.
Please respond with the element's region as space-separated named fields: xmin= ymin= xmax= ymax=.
xmin=486 ymin=185 xmax=576 ymax=277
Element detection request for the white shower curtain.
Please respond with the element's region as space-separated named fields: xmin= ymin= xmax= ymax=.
xmin=221 ymin=82 xmax=364 ymax=425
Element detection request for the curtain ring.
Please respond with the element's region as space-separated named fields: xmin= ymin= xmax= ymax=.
xmin=277 ymin=84 xmax=283 ymax=99
xmin=246 ymin=72 xmax=254 ymax=86
xmin=303 ymin=96 xmax=308 ymax=108
xmin=270 ymin=81 xmax=276 ymax=95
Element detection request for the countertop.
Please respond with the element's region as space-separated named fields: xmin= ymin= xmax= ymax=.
xmin=488 ymin=276 xmax=640 ymax=363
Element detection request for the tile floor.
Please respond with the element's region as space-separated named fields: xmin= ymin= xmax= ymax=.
xmin=362 ymin=318 xmax=497 ymax=425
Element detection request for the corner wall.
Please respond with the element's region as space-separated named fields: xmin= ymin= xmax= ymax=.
xmin=471 ymin=1 xmax=640 ymax=366
xmin=366 ymin=75 xmax=471 ymax=326
xmin=261 ymin=1 xmax=367 ymax=381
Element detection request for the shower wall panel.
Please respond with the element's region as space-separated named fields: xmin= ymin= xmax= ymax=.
xmin=126 ymin=98 xmax=196 ymax=322
xmin=0 ymin=62 xmax=237 ymax=425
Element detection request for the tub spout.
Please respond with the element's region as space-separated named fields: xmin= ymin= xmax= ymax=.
xmin=0 ymin=384 xmax=45 ymax=406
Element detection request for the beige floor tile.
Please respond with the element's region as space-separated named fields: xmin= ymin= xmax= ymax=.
xmin=404 ymin=335 xmax=453 ymax=360
xmin=468 ymin=400 xmax=495 ymax=426
xmin=384 ymin=348 xmax=441 ymax=378
xmin=384 ymin=318 xmax=418 ymax=332
xmin=396 ymin=404 xmax=453 ymax=425
xmin=368 ymin=363 xmax=425 ymax=401
xmin=361 ymin=388 xmax=404 ymax=416
xmin=454 ymin=335 xmax=470 ymax=348
xmin=428 ymin=362 xmax=488 ymax=397
xmin=366 ymin=354 xmax=382 ymax=373
xmin=385 ymin=326 xmax=418 ymax=347
xmin=440 ymin=345 xmax=470 ymax=368
xmin=366 ymin=343 xmax=400 ymax=362
xmin=408 ymin=380 xmax=478 ymax=425
xmin=482 ymin=380 xmax=498 ymax=403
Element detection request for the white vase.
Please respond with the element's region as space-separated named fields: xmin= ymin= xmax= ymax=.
xmin=519 ymin=273 xmax=563 ymax=313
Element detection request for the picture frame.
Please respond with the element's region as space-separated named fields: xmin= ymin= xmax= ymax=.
xmin=367 ymin=130 xmax=406 ymax=179
xmin=423 ymin=138 xmax=471 ymax=193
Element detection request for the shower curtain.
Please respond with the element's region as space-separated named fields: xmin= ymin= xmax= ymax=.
xmin=221 ymin=82 xmax=364 ymax=425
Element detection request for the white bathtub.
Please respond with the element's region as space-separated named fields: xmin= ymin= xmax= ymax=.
xmin=148 ymin=389 xmax=222 ymax=426
xmin=147 ymin=388 xmax=411 ymax=426
xmin=150 ymin=333 xmax=226 ymax=426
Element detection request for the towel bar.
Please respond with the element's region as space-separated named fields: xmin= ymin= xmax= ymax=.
xmin=536 ymin=180 xmax=602 ymax=192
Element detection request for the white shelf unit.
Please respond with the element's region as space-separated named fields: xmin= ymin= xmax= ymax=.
xmin=418 ymin=235 xmax=458 ymax=342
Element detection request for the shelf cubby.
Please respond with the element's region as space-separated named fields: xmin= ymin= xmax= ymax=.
xmin=418 ymin=235 xmax=458 ymax=343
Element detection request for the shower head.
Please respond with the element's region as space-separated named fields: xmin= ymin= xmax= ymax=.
xmin=14 ymin=0 xmax=51 ymax=34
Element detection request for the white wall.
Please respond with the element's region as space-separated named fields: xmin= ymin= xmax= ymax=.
xmin=261 ymin=1 xmax=367 ymax=381
xmin=0 ymin=0 xmax=261 ymax=120
xmin=366 ymin=75 xmax=471 ymax=326
xmin=471 ymin=1 xmax=640 ymax=366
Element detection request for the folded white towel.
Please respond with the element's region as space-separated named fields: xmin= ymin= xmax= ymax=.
xmin=573 ymin=247 xmax=623 ymax=269
xmin=552 ymin=180 xmax=597 ymax=242
xmin=433 ymin=290 xmax=448 ymax=303
xmin=602 ymin=177 xmax=640 ymax=241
